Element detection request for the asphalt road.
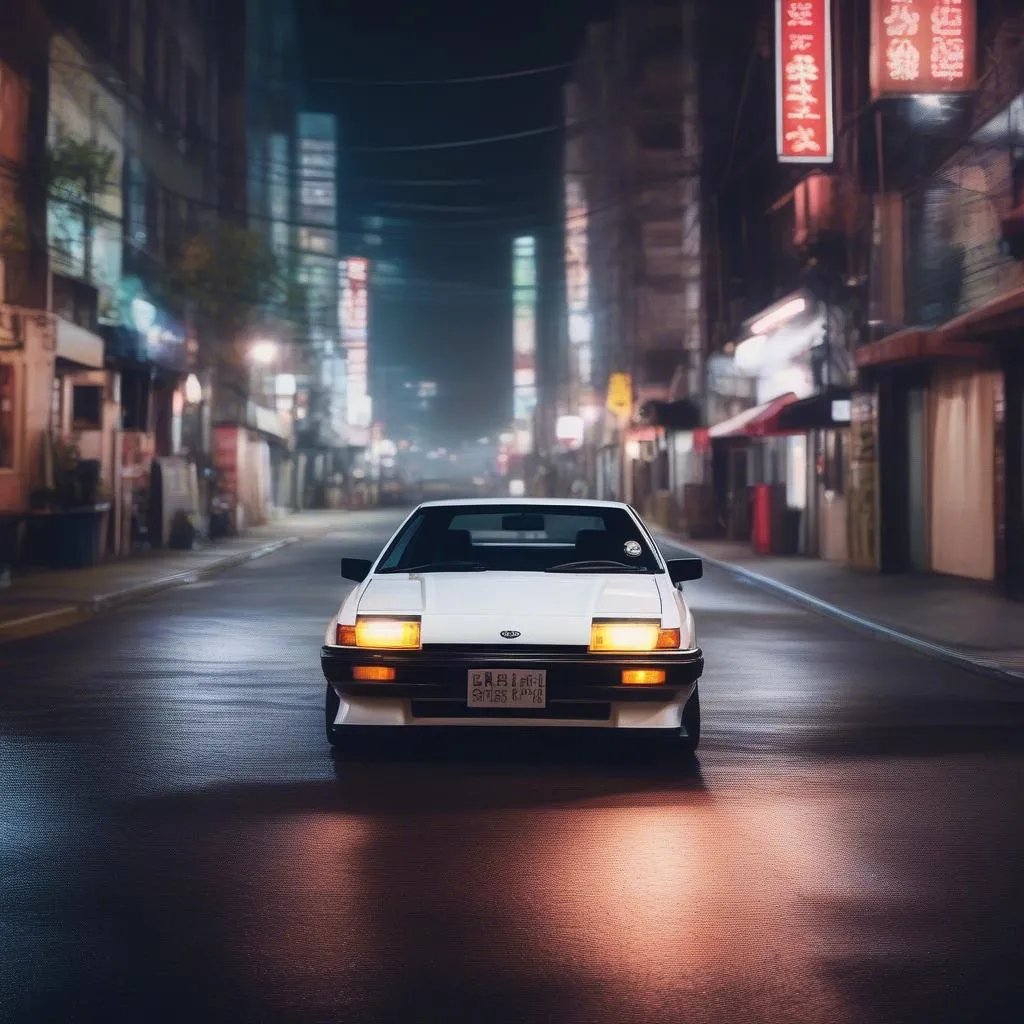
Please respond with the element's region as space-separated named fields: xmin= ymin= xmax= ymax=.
xmin=2 ymin=508 xmax=1023 ymax=1024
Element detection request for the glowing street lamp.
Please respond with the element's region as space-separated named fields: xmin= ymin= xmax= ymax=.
xmin=251 ymin=340 xmax=278 ymax=365
xmin=184 ymin=373 xmax=203 ymax=405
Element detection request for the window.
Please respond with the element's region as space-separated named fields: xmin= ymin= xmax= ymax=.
xmin=144 ymin=1 xmax=160 ymax=99
xmin=299 ymin=228 xmax=331 ymax=253
xmin=165 ymin=35 xmax=182 ymax=124
xmin=145 ymin=178 xmax=161 ymax=256
xmin=72 ymin=385 xmax=103 ymax=430
xmin=164 ymin=193 xmax=182 ymax=260
xmin=185 ymin=68 xmax=202 ymax=135
xmin=376 ymin=505 xmax=661 ymax=574
xmin=0 ymin=363 xmax=15 ymax=469
xmin=126 ymin=156 xmax=147 ymax=247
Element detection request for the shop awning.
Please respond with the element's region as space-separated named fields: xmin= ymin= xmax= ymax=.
xmin=772 ymin=387 xmax=853 ymax=433
xmin=55 ymin=317 xmax=105 ymax=370
xmin=708 ymin=393 xmax=797 ymax=439
xmin=854 ymin=327 xmax=987 ymax=369
xmin=939 ymin=284 xmax=1024 ymax=341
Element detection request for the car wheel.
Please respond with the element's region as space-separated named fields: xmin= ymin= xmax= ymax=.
xmin=682 ymin=684 xmax=701 ymax=753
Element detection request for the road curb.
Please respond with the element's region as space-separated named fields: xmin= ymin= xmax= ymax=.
xmin=0 ymin=536 xmax=301 ymax=645
xmin=658 ymin=533 xmax=1024 ymax=686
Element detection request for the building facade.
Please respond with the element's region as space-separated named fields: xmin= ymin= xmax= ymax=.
xmin=855 ymin=10 xmax=1024 ymax=598
xmin=2 ymin=0 xmax=222 ymax=565
xmin=560 ymin=0 xmax=704 ymax=510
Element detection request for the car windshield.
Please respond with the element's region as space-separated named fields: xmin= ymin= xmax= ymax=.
xmin=375 ymin=505 xmax=662 ymax=574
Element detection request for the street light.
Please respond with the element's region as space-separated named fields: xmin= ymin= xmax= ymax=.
xmin=184 ymin=373 xmax=203 ymax=405
xmin=251 ymin=340 xmax=278 ymax=365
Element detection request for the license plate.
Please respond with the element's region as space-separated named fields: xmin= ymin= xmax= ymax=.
xmin=467 ymin=669 xmax=547 ymax=709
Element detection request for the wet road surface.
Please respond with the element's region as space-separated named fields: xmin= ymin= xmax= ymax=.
xmin=2 ymin=509 xmax=1023 ymax=1023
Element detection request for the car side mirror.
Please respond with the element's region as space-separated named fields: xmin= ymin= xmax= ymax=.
xmin=341 ymin=557 xmax=372 ymax=583
xmin=667 ymin=558 xmax=703 ymax=584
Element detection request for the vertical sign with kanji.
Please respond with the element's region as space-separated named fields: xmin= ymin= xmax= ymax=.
xmin=776 ymin=0 xmax=835 ymax=164
xmin=870 ymin=0 xmax=976 ymax=98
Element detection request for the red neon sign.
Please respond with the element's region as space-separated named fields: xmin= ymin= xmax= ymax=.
xmin=775 ymin=0 xmax=835 ymax=164
xmin=870 ymin=1 xmax=976 ymax=98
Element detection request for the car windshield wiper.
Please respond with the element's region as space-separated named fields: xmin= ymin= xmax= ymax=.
xmin=544 ymin=560 xmax=649 ymax=574
xmin=388 ymin=560 xmax=488 ymax=573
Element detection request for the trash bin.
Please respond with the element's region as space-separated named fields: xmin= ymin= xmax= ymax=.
xmin=752 ymin=484 xmax=772 ymax=554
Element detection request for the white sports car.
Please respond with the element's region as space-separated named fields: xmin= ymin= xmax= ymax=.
xmin=321 ymin=499 xmax=704 ymax=749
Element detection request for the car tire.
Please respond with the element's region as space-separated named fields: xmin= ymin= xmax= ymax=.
xmin=682 ymin=684 xmax=701 ymax=753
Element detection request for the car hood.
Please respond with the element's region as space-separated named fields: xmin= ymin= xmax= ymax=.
xmin=357 ymin=571 xmax=664 ymax=646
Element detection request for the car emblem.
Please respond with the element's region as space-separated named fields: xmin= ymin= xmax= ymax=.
xmin=500 ymin=630 xmax=521 ymax=639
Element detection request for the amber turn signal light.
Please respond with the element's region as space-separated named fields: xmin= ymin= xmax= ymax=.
xmin=352 ymin=666 xmax=397 ymax=682
xmin=621 ymin=670 xmax=666 ymax=685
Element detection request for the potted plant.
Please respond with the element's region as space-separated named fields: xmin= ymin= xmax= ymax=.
xmin=27 ymin=436 xmax=112 ymax=568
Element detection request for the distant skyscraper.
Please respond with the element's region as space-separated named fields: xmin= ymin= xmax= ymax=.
xmin=297 ymin=112 xmax=345 ymax=444
xmin=244 ymin=0 xmax=300 ymax=268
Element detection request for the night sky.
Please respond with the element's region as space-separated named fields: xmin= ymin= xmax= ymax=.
xmin=298 ymin=0 xmax=611 ymax=440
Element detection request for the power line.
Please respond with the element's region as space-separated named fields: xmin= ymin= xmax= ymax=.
xmin=313 ymin=62 xmax=572 ymax=86
xmin=347 ymin=124 xmax=563 ymax=154
xmin=46 ymin=55 xmax=568 ymax=156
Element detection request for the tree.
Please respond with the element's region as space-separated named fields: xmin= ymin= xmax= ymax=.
xmin=44 ymin=134 xmax=117 ymax=201
xmin=43 ymin=132 xmax=118 ymax=285
xmin=167 ymin=222 xmax=307 ymax=385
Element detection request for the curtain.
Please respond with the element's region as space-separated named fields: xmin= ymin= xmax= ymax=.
xmin=929 ymin=367 xmax=997 ymax=580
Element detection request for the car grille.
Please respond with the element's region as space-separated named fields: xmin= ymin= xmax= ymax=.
xmin=409 ymin=700 xmax=611 ymax=721
xmin=422 ymin=644 xmax=590 ymax=658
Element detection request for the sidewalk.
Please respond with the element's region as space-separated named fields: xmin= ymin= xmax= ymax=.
xmin=659 ymin=535 xmax=1024 ymax=682
xmin=0 ymin=510 xmax=357 ymax=643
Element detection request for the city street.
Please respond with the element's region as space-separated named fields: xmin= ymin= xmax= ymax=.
xmin=2 ymin=508 xmax=1023 ymax=1024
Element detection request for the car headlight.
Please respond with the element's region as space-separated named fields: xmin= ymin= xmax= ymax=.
xmin=336 ymin=616 xmax=422 ymax=650
xmin=589 ymin=620 xmax=680 ymax=653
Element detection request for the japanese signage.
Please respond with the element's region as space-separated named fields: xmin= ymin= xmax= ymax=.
xmin=775 ymin=0 xmax=835 ymax=164
xmin=340 ymin=258 xmax=371 ymax=430
xmin=871 ymin=0 xmax=976 ymax=97
xmin=847 ymin=391 xmax=879 ymax=571
xmin=512 ymin=236 xmax=537 ymax=456
xmin=606 ymin=373 xmax=633 ymax=421
xmin=564 ymin=175 xmax=592 ymax=386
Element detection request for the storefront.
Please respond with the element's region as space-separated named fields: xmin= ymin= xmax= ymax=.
xmin=707 ymin=393 xmax=797 ymax=546
xmin=707 ymin=289 xmax=852 ymax=554
xmin=767 ymin=387 xmax=853 ymax=561
xmin=923 ymin=287 xmax=1024 ymax=598
xmin=102 ymin=285 xmax=190 ymax=551
xmin=854 ymin=327 xmax=996 ymax=581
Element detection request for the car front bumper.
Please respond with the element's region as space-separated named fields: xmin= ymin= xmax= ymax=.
xmin=321 ymin=643 xmax=703 ymax=729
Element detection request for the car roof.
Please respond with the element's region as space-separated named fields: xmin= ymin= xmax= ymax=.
xmin=414 ymin=497 xmax=634 ymax=511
